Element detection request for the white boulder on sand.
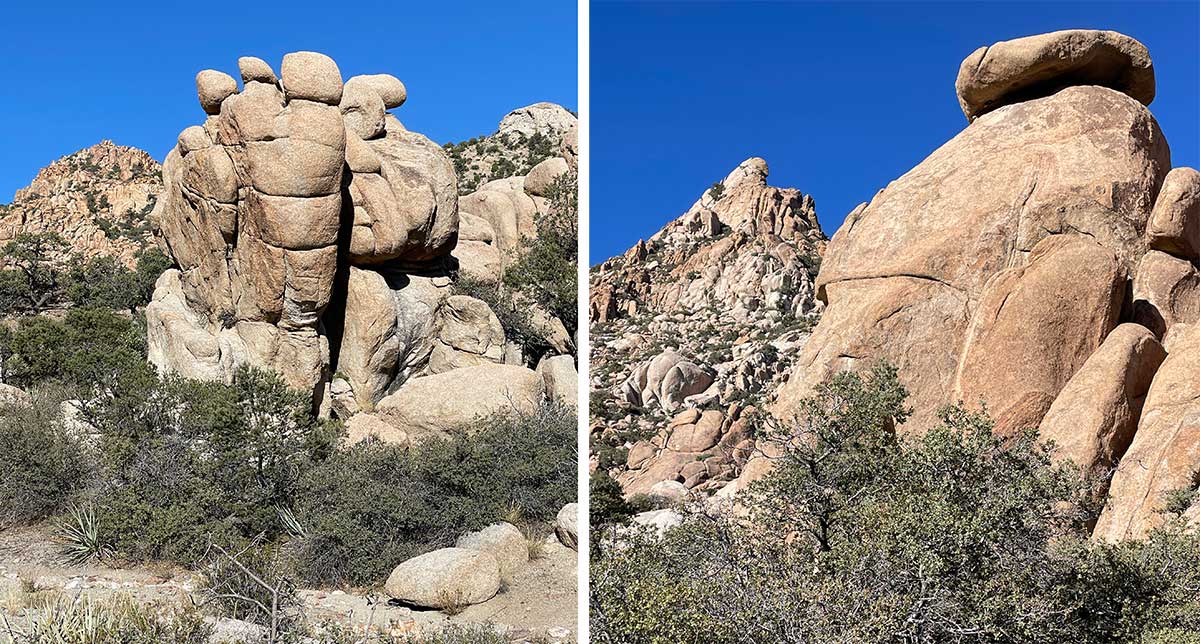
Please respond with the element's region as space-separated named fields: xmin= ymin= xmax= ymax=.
xmin=384 ymin=547 xmax=501 ymax=609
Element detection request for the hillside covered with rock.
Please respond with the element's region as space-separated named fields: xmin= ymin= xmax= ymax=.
xmin=0 ymin=141 xmax=161 ymax=266
xmin=589 ymin=157 xmax=827 ymax=499
xmin=443 ymin=102 xmax=578 ymax=195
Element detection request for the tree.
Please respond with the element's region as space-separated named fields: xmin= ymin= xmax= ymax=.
xmin=1 ymin=232 xmax=68 ymax=313
xmin=503 ymin=172 xmax=579 ymax=332
xmin=708 ymin=181 xmax=725 ymax=201
xmin=65 ymin=255 xmax=140 ymax=312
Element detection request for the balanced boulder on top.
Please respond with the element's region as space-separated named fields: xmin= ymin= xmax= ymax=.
xmin=955 ymin=29 xmax=1155 ymax=121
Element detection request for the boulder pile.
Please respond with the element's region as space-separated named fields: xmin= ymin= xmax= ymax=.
xmin=147 ymin=52 xmax=577 ymax=439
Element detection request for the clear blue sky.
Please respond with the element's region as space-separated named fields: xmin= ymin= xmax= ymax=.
xmin=0 ymin=0 xmax=577 ymax=202
xmin=591 ymin=1 xmax=1200 ymax=261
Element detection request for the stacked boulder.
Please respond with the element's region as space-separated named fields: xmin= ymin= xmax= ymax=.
xmin=768 ymin=30 xmax=1197 ymax=540
xmin=147 ymin=52 xmax=576 ymax=439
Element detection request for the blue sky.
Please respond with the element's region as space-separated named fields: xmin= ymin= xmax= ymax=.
xmin=591 ymin=1 xmax=1200 ymax=261
xmin=0 ymin=0 xmax=577 ymax=202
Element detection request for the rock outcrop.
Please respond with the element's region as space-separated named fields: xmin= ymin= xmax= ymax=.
xmin=146 ymin=52 xmax=577 ymax=439
xmin=1095 ymin=324 xmax=1200 ymax=541
xmin=776 ymin=81 xmax=1168 ymax=433
xmin=764 ymin=29 xmax=1197 ymax=540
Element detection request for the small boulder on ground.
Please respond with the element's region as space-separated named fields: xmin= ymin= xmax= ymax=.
xmin=555 ymin=503 xmax=578 ymax=551
xmin=384 ymin=547 xmax=501 ymax=610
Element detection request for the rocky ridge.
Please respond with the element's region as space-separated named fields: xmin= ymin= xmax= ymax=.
xmin=0 ymin=141 xmax=161 ymax=266
xmin=589 ymin=157 xmax=826 ymax=498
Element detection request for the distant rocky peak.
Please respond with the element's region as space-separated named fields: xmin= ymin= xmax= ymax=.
xmin=643 ymin=156 xmax=824 ymax=254
xmin=13 ymin=141 xmax=160 ymax=203
xmin=1 ymin=141 xmax=162 ymax=267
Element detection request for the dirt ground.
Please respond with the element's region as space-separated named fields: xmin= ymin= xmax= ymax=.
xmin=0 ymin=524 xmax=577 ymax=642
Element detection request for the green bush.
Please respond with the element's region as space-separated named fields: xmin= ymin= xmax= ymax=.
xmin=591 ymin=364 xmax=1200 ymax=643
xmin=93 ymin=365 xmax=340 ymax=564
xmin=0 ymin=306 xmax=146 ymax=389
xmin=0 ymin=232 xmax=68 ymax=314
xmin=0 ymin=387 xmax=89 ymax=528
xmin=292 ymin=400 xmax=576 ymax=587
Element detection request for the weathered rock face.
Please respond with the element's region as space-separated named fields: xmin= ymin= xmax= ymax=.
xmin=776 ymin=84 xmax=1170 ymax=431
xmin=1146 ymin=167 xmax=1200 ymax=260
xmin=374 ymin=363 xmax=545 ymax=440
xmin=1096 ymin=324 xmax=1200 ymax=541
xmin=1037 ymin=324 xmax=1166 ymax=472
xmin=955 ymin=29 xmax=1155 ymax=121
xmin=1131 ymin=250 xmax=1200 ymax=339
xmin=455 ymin=523 xmax=528 ymax=577
xmin=0 ymin=141 xmax=161 ymax=266
xmin=953 ymin=236 xmax=1124 ymax=436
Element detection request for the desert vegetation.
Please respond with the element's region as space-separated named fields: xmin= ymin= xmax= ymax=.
xmin=590 ymin=365 xmax=1200 ymax=643
xmin=0 ymin=158 xmax=578 ymax=642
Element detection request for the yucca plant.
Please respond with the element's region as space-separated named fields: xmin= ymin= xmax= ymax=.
xmin=51 ymin=505 xmax=113 ymax=566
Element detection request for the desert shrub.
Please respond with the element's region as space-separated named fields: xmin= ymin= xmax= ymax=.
xmin=589 ymin=471 xmax=634 ymax=558
xmin=64 ymin=256 xmax=138 ymax=311
xmin=708 ymin=181 xmax=725 ymax=201
xmin=504 ymin=172 xmax=578 ymax=333
xmin=591 ymin=364 xmax=1200 ymax=644
xmin=132 ymin=246 xmax=172 ymax=302
xmin=0 ymin=305 xmax=145 ymax=389
xmin=292 ymin=400 xmax=576 ymax=587
xmin=0 ymin=232 xmax=68 ymax=314
xmin=58 ymin=248 xmax=169 ymax=313
xmin=198 ymin=539 xmax=301 ymax=630
xmin=0 ymin=387 xmax=89 ymax=527
xmin=92 ymin=365 xmax=340 ymax=564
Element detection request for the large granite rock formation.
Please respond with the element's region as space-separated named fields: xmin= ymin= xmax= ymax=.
xmin=147 ymin=52 xmax=576 ymax=429
xmin=768 ymin=29 xmax=1197 ymax=540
